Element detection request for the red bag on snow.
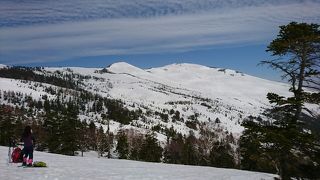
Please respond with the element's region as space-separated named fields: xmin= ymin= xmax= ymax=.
xmin=11 ymin=147 xmax=23 ymax=163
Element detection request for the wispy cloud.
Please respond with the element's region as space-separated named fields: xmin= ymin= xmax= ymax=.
xmin=2 ymin=0 xmax=314 ymax=27
xmin=0 ymin=0 xmax=319 ymax=64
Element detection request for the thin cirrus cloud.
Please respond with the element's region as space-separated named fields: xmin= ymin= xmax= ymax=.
xmin=0 ymin=0 xmax=319 ymax=65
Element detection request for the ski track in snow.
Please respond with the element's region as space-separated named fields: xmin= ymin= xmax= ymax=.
xmin=0 ymin=146 xmax=277 ymax=180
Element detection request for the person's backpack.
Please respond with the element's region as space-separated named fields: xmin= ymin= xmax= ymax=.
xmin=11 ymin=147 xmax=23 ymax=163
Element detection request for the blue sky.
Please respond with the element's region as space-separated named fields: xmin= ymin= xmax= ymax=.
xmin=0 ymin=0 xmax=320 ymax=81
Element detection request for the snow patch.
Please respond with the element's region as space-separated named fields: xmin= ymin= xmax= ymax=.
xmin=0 ymin=64 xmax=8 ymax=69
xmin=0 ymin=146 xmax=277 ymax=180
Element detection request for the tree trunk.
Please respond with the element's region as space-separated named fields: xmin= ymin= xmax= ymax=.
xmin=107 ymin=119 xmax=111 ymax=159
xmin=294 ymin=45 xmax=307 ymax=122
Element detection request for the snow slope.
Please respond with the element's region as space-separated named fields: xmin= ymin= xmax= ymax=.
xmin=0 ymin=64 xmax=7 ymax=68
xmin=1 ymin=62 xmax=318 ymax=139
xmin=0 ymin=146 xmax=277 ymax=180
xmin=0 ymin=78 xmax=55 ymax=100
xmin=47 ymin=62 xmax=294 ymax=135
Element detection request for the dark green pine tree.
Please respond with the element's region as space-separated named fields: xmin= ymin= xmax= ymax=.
xmin=13 ymin=115 xmax=24 ymax=144
xmin=241 ymin=22 xmax=320 ymax=179
xmin=97 ymin=126 xmax=108 ymax=157
xmin=181 ymin=132 xmax=198 ymax=165
xmin=116 ymin=130 xmax=129 ymax=159
xmin=129 ymin=134 xmax=143 ymax=161
xmin=163 ymin=133 xmax=184 ymax=164
xmin=88 ymin=121 xmax=97 ymax=150
xmin=60 ymin=102 xmax=80 ymax=156
xmin=78 ymin=121 xmax=90 ymax=157
xmin=209 ymin=142 xmax=235 ymax=168
xmin=44 ymin=102 xmax=63 ymax=154
xmin=0 ymin=106 xmax=6 ymax=145
xmin=0 ymin=105 xmax=16 ymax=146
xmin=30 ymin=118 xmax=47 ymax=151
xmin=139 ymin=133 xmax=163 ymax=162
xmin=240 ymin=119 xmax=273 ymax=173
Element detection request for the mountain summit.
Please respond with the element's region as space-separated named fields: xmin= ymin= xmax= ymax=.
xmin=107 ymin=62 xmax=147 ymax=75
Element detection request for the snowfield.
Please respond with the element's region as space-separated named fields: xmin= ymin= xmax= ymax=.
xmin=42 ymin=62 xmax=292 ymax=135
xmin=0 ymin=146 xmax=277 ymax=180
xmin=1 ymin=62 xmax=318 ymax=142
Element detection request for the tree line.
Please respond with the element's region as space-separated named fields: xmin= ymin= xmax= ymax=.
xmin=0 ymin=101 xmax=237 ymax=169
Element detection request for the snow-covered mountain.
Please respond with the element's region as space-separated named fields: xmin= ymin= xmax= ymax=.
xmin=44 ymin=62 xmax=291 ymax=135
xmin=0 ymin=146 xmax=277 ymax=180
xmin=0 ymin=62 xmax=317 ymax=141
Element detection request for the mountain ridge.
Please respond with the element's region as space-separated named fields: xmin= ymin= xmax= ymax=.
xmin=0 ymin=62 xmax=318 ymax=139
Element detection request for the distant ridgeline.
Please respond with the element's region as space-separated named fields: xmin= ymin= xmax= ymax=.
xmin=0 ymin=66 xmax=79 ymax=90
xmin=0 ymin=66 xmax=141 ymax=153
xmin=0 ymin=66 xmax=237 ymax=168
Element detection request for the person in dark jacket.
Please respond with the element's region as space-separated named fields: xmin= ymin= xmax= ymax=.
xmin=21 ymin=126 xmax=35 ymax=166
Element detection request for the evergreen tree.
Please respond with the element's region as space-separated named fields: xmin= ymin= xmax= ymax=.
xmin=240 ymin=120 xmax=274 ymax=173
xmin=88 ymin=121 xmax=97 ymax=150
xmin=209 ymin=142 xmax=235 ymax=168
xmin=241 ymin=22 xmax=320 ymax=179
xmin=116 ymin=130 xmax=129 ymax=159
xmin=31 ymin=119 xmax=47 ymax=151
xmin=139 ymin=133 xmax=163 ymax=162
xmin=97 ymin=126 xmax=108 ymax=157
xmin=44 ymin=103 xmax=63 ymax=153
xmin=172 ymin=110 xmax=181 ymax=122
xmin=128 ymin=132 xmax=144 ymax=161
xmin=0 ymin=105 xmax=16 ymax=146
xmin=181 ymin=132 xmax=198 ymax=165
xmin=163 ymin=133 xmax=184 ymax=164
xmin=78 ymin=121 xmax=90 ymax=157
xmin=60 ymin=103 xmax=80 ymax=156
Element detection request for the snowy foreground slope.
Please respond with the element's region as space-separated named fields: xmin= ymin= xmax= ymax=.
xmin=0 ymin=146 xmax=277 ymax=180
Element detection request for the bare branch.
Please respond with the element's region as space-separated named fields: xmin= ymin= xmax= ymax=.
xmin=302 ymin=85 xmax=320 ymax=91
xmin=302 ymin=107 xmax=316 ymax=117
xmin=260 ymin=60 xmax=299 ymax=91
xmin=305 ymin=79 xmax=320 ymax=86
xmin=260 ymin=60 xmax=296 ymax=80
